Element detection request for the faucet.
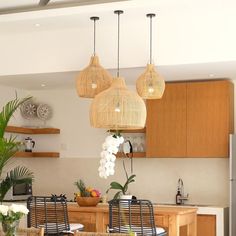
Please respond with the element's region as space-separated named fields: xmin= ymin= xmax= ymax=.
xmin=177 ymin=178 xmax=189 ymax=205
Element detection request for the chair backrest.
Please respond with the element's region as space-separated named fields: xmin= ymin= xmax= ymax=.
xmin=109 ymin=199 xmax=157 ymax=236
xmin=27 ymin=196 xmax=70 ymax=235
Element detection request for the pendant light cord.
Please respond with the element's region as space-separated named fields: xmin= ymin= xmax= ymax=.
xmin=94 ymin=19 xmax=96 ymax=55
xmin=117 ymin=12 xmax=120 ymax=77
xmin=150 ymin=15 xmax=152 ymax=64
xmin=147 ymin=13 xmax=156 ymax=64
xmin=90 ymin=16 xmax=99 ymax=56
xmin=114 ymin=10 xmax=123 ymax=77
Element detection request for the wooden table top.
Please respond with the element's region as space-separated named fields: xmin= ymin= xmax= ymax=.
xmin=67 ymin=203 xmax=197 ymax=215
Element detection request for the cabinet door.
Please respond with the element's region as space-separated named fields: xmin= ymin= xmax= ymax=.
xmin=180 ymin=215 xmax=216 ymax=236
xmin=146 ymin=82 xmax=187 ymax=157
xmin=187 ymin=80 xmax=234 ymax=157
xmin=68 ymin=211 xmax=96 ymax=232
xmin=197 ymin=215 xmax=216 ymax=236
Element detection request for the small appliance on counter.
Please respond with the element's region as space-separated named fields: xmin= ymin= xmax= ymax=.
xmin=4 ymin=182 xmax=32 ymax=201
xmin=24 ymin=137 xmax=35 ymax=152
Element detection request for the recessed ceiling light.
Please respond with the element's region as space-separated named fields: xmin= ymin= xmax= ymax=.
xmin=209 ymin=74 xmax=215 ymax=78
xmin=41 ymin=83 xmax=46 ymax=87
xmin=35 ymin=23 xmax=41 ymax=27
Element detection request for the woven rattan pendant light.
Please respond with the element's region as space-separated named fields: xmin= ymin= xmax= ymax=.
xmin=136 ymin=13 xmax=165 ymax=99
xmin=90 ymin=10 xmax=146 ymax=130
xmin=76 ymin=16 xmax=112 ymax=98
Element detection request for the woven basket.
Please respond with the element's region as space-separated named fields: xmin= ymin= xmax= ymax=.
xmin=76 ymin=55 xmax=112 ymax=98
xmin=90 ymin=77 xmax=146 ymax=129
xmin=76 ymin=197 xmax=100 ymax=207
xmin=136 ymin=63 xmax=165 ymax=99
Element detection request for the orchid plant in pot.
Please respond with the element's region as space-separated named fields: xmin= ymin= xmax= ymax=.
xmin=98 ymin=132 xmax=136 ymax=200
xmin=106 ymin=174 xmax=136 ymax=200
xmin=0 ymin=204 xmax=29 ymax=236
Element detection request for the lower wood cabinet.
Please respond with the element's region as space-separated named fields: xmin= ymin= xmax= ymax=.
xmin=197 ymin=215 xmax=216 ymax=236
xmin=67 ymin=204 xmax=197 ymax=235
xmin=180 ymin=214 xmax=216 ymax=236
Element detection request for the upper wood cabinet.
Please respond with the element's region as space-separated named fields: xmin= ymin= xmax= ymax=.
xmin=186 ymin=80 xmax=234 ymax=157
xmin=146 ymin=82 xmax=187 ymax=157
xmin=146 ymin=80 xmax=234 ymax=158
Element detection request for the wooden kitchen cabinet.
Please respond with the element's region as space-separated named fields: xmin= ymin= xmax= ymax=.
xmin=197 ymin=215 xmax=216 ymax=236
xmin=146 ymin=80 xmax=234 ymax=158
xmin=146 ymin=82 xmax=187 ymax=157
xmin=186 ymin=80 xmax=234 ymax=157
xmin=180 ymin=214 xmax=216 ymax=236
xmin=67 ymin=204 xmax=197 ymax=235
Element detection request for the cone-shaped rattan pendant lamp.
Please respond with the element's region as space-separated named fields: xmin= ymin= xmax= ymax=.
xmin=90 ymin=10 xmax=146 ymax=130
xmin=136 ymin=13 xmax=165 ymax=99
xmin=76 ymin=16 xmax=112 ymax=98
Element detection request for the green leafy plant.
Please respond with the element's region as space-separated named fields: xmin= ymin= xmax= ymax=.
xmin=0 ymin=96 xmax=34 ymax=203
xmin=106 ymin=174 xmax=136 ymax=199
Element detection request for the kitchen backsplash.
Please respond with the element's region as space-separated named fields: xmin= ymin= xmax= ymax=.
xmin=11 ymin=157 xmax=229 ymax=206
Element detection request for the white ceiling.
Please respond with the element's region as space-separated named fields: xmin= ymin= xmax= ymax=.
xmin=0 ymin=0 xmax=235 ymax=90
xmin=0 ymin=0 xmax=126 ymax=14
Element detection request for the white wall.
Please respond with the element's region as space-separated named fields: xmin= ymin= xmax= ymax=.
xmin=3 ymin=86 xmax=229 ymax=206
xmin=0 ymin=0 xmax=236 ymax=76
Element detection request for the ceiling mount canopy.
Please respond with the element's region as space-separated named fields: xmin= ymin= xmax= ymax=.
xmin=136 ymin=13 xmax=165 ymax=99
xmin=76 ymin=15 xmax=112 ymax=98
xmin=90 ymin=10 xmax=146 ymax=130
xmin=38 ymin=0 xmax=51 ymax=6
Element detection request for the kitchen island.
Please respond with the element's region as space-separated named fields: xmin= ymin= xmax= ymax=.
xmin=67 ymin=203 xmax=197 ymax=236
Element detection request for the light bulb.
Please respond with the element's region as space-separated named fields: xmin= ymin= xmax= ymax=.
xmin=148 ymin=86 xmax=154 ymax=94
xmin=115 ymin=107 xmax=121 ymax=112
xmin=114 ymin=102 xmax=121 ymax=113
xmin=91 ymin=83 xmax=97 ymax=89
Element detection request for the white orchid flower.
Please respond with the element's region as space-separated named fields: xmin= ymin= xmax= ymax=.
xmin=99 ymin=134 xmax=124 ymax=179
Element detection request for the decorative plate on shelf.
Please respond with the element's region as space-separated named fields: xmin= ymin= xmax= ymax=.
xmin=37 ymin=103 xmax=53 ymax=121
xmin=20 ymin=101 xmax=37 ymax=119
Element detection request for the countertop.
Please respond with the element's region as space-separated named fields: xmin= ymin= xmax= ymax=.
xmin=68 ymin=202 xmax=197 ymax=215
xmin=154 ymin=203 xmax=229 ymax=236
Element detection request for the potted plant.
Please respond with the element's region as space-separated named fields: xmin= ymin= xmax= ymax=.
xmin=106 ymin=174 xmax=136 ymax=200
xmin=0 ymin=204 xmax=29 ymax=236
xmin=74 ymin=179 xmax=101 ymax=206
xmin=0 ymin=96 xmax=34 ymax=203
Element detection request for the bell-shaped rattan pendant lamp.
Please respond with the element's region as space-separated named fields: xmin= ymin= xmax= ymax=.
xmin=90 ymin=10 xmax=146 ymax=130
xmin=136 ymin=13 xmax=165 ymax=99
xmin=76 ymin=16 xmax=112 ymax=98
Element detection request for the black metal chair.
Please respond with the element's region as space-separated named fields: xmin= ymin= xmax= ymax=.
xmin=109 ymin=199 xmax=167 ymax=236
xmin=27 ymin=196 xmax=84 ymax=235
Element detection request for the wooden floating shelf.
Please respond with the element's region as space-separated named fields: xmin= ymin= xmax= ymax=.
xmin=6 ymin=126 xmax=60 ymax=134
xmin=116 ymin=152 xmax=146 ymax=158
xmin=109 ymin=128 xmax=146 ymax=134
xmin=14 ymin=152 xmax=60 ymax=158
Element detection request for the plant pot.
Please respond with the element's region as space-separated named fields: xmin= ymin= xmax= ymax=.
xmin=2 ymin=220 xmax=19 ymax=236
xmin=119 ymin=195 xmax=133 ymax=208
xmin=76 ymin=197 xmax=100 ymax=207
xmin=120 ymin=195 xmax=133 ymax=200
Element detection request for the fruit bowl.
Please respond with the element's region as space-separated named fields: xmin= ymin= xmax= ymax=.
xmin=76 ymin=197 xmax=100 ymax=207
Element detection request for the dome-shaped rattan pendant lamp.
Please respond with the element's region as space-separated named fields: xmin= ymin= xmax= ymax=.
xmin=136 ymin=13 xmax=165 ymax=99
xmin=90 ymin=10 xmax=146 ymax=130
xmin=76 ymin=16 xmax=112 ymax=98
